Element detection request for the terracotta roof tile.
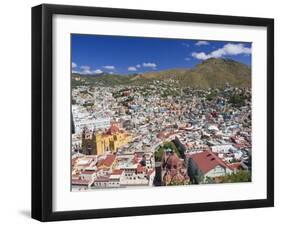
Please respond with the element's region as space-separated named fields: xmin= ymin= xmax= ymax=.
xmin=97 ymin=155 xmax=116 ymax=167
xmin=106 ymin=123 xmax=120 ymax=135
xmin=191 ymin=150 xmax=232 ymax=174
xmin=111 ymin=169 xmax=124 ymax=175
xmin=72 ymin=179 xmax=91 ymax=185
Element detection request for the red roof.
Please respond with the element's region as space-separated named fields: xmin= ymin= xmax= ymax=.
xmin=72 ymin=179 xmax=90 ymax=185
xmin=81 ymin=170 xmax=96 ymax=175
xmin=132 ymin=155 xmax=139 ymax=164
xmin=97 ymin=155 xmax=116 ymax=167
xmin=191 ymin=150 xmax=232 ymax=174
xmin=228 ymin=162 xmax=241 ymax=170
xmin=106 ymin=123 xmax=120 ymax=135
xmin=111 ymin=169 xmax=123 ymax=175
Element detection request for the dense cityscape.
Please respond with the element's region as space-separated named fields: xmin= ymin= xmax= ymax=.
xmin=71 ymin=35 xmax=252 ymax=191
xmin=71 ymin=78 xmax=252 ymax=191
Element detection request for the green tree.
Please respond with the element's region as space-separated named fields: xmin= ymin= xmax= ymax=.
xmin=229 ymin=94 xmax=246 ymax=107
xmin=221 ymin=171 xmax=251 ymax=183
xmin=154 ymin=142 xmax=180 ymax=161
xmin=155 ymin=148 xmax=164 ymax=162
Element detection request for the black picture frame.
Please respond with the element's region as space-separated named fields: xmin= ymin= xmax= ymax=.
xmin=32 ymin=4 xmax=274 ymax=222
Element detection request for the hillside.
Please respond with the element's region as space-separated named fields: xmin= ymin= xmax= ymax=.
xmin=72 ymin=58 xmax=251 ymax=88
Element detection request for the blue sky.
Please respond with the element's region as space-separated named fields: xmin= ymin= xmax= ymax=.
xmin=71 ymin=34 xmax=251 ymax=75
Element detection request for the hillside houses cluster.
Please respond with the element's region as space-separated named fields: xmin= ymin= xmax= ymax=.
xmin=71 ymin=81 xmax=251 ymax=190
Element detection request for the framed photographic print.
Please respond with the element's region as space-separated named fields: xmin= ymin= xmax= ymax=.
xmin=32 ymin=4 xmax=274 ymax=221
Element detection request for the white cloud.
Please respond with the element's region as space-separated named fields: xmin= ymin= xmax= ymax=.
xmin=192 ymin=43 xmax=251 ymax=60
xmin=195 ymin=41 xmax=209 ymax=46
xmin=72 ymin=62 xmax=77 ymax=68
xmin=136 ymin=64 xmax=141 ymax=68
xmin=79 ymin=65 xmax=103 ymax=75
xmin=80 ymin=70 xmax=92 ymax=75
xmin=182 ymin=43 xmax=190 ymax=47
xmin=184 ymin=57 xmax=191 ymax=61
xmin=191 ymin=52 xmax=210 ymax=60
xmin=93 ymin=69 xmax=103 ymax=74
xmin=142 ymin=62 xmax=157 ymax=68
xmin=223 ymin=43 xmax=251 ymax=55
xmin=102 ymin=65 xmax=115 ymax=70
xmin=79 ymin=65 xmax=92 ymax=74
xmin=80 ymin=65 xmax=90 ymax=71
xmin=128 ymin=66 xmax=137 ymax=71
xmin=72 ymin=70 xmax=79 ymax=74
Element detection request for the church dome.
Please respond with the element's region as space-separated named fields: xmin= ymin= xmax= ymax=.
xmin=106 ymin=123 xmax=120 ymax=135
xmin=166 ymin=153 xmax=180 ymax=169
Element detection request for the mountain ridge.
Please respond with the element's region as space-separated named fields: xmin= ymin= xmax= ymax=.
xmin=72 ymin=58 xmax=251 ymax=88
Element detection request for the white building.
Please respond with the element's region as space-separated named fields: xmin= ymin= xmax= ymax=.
xmin=74 ymin=117 xmax=111 ymax=133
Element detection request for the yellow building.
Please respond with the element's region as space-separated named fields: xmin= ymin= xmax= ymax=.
xmin=82 ymin=123 xmax=132 ymax=155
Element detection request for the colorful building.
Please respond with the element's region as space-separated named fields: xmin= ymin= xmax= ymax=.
xmin=82 ymin=123 xmax=132 ymax=155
